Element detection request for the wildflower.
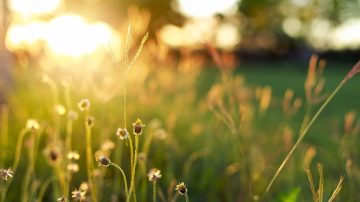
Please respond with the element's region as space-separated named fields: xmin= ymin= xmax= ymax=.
xmin=132 ymin=118 xmax=145 ymax=135
xmin=175 ymin=182 xmax=188 ymax=195
xmin=72 ymin=188 xmax=86 ymax=201
xmin=148 ymin=168 xmax=162 ymax=182
xmin=43 ymin=145 xmax=63 ymax=165
xmin=97 ymin=156 xmax=111 ymax=167
xmin=78 ymin=99 xmax=90 ymax=111
xmin=26 ymin=119 xmax=40 ymax=131
xmin=57 ymin=196 xmax=67 ymax=202
xmin=79 ymin=182 xmax=89 ymax=191
xmin=116 ymin=128 xmax=129 ymax=140
xmin=85 ymin=116 xmax=95 ymax=127
xmin=67 ymin=163 xmax=79 ymax=173
xmin=67 ymin=110 xmax=79 ymax=121
xmin=54 ymin=104 xmax=66 ymax=115
xmin=67 ymin=151 xmax=80 ymax=160
xmin=0 ymin=168 xmax=13 ymax=181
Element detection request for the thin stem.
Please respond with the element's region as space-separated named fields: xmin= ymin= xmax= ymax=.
xmin=1 ymin=128 xmax=29 ymax=202
xmin=85 ymin=123 xmax=97 ymax=202
xmin=21 ymin=132 xmax=36 ymax=202
xmin=36 ymin=176 xmax=57 ymax=202
xmin=153 ymin=181 xmax=157 ymax=202
xmin=264 ymin=79 xmax=347 ymax=195
xmin=185 ymin=193 xmax=189 ymax=202
xmin=128 ymin=136 xmax=134 ymax=178
xmin=0 ymin=106 xmax=8 ymax=167
xmin=127 ymin=136 xmax=139 ymax=202
xmin=124 ymin=78 xmax=127 ymax=128
xmin=110 ymin=162 xmax=129 ymax=198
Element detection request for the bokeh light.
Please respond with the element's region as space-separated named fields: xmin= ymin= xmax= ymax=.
xmin=5 ymin=14 xmax=119 ymax=57
xmin=175 ymin=0 xmax=239 ymax=18
xmin=9 ymin=0 xmax=62 ymax=16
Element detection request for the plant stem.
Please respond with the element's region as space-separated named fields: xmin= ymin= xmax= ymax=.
xmin=153 ymin=181 xmax=157 ymax=202
xmin=85 ymin=122 xmax=97 ymax=202
xmin=185 ymin=193 xmax=189 ymax=202
xmin=0 ymin=106 xmax=8 ymax=167
xmin=264 ymin=79 xmax=347 ymax=195
xmin=21 ymin=132 xmax=36 ymax=202
xmin=127 ymin=136 xmax=139 ymax=202
xmin=1 ymin=128 xmax=29 ymax=202
xmin=110 ymin=162 xmax=129 ymax=198
xmin=36 ymin=176 xmax=57 ymax=202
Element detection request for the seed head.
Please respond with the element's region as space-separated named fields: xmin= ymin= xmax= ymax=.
xmin=43 ymin=145 xmax=63 ymax=165
xmin=67 ymin=110 xmax=79 ymax=121
xmin=116 ymin=128 xmax=129 ymax=140
xmin=85 ymin=116 xmax=95 ymax=127
xmin=26 ymin=119 xmax=40 ymax=131
xmin=132 ymin=118 xmax=145 ymax=135
xmin=175 ymin=182 xmax=188 ymax=195
xmin=0 ymin=168 xmax=13 ymax=181
xmin=67 ymin=151 xmax=80 ymax=161
xmin=54 ymin=104 xmax=66 ymax=115
xmin=148 ymin=168 xmax=162 ymax=182
xmin=80 ymin=182 xmax=89 ymax=191
xmin=71 ymin=188 xmax=86 ymax=201
xmin=78 ymin=99 xmax=90 ymax=111
xmin=97 ymin=156 xmax=111 ymax=167
xmin=67 ymin=163 xmax=79 ymax=173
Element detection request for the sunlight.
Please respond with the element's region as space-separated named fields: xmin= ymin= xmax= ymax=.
xmin=6 ymin=21 xmax=47 ymax=52
xmin=175 ymin=0 xmax=239 ymax=18
xmin=46 ymin=15 xmax=116 ymax=57
xmin=6 ymin=14 xmax=118 ymax=57
xmin=9 ymin=0 xmax=62 ymax=16
xmin=330 ymin=19 xmax=360 ymax=50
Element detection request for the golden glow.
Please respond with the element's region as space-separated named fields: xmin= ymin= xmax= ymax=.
xmin=330 ymin=19 xmax=360 ymax=50
xmin=282 ymin=17 xmax=303 ymax=38
xmin=46 ymin=15 xmax=116 ymax=56
xmin=159 ymin=19 xmax=216 ymax=48
xmin=6 ymin=14 xmax=119 ymax=57
xmin=6 ymin=22 xmax=47 ymax=52
xmin=9 ymin=0 xmax=61 ymax=15
xmin=176 ymin=0 xmax=238 ymax=18
xmin=214 ymin=23 xmax=240 ymax=50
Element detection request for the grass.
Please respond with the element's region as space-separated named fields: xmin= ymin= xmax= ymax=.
xmin=0 ymin=35 xmax=360 ymax=202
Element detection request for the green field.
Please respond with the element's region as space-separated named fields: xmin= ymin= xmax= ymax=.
xmin=1 ymin=57 xmax=360 ymax=202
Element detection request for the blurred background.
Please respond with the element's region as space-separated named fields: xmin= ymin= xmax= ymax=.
xmin=1 ymin=0 xmax=360 ymax=62
xmin=1 ymin=0 xmax=360 ymax=201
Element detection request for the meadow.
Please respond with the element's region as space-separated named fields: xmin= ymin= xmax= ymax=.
xmin=0 ymin=35 xmax=360 ymax=202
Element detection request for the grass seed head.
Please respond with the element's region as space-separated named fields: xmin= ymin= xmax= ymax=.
xmin=0 ymin=168 xmax=13 ymax=181
xmin=72 ymin=188 xmax=86 ymax=201
xmin=116 ymin=128 xmax=129 ymax=140
xmin=67 ymin=110 xmax=79 ymax=121
xmin=85 ymin=116 xmax=95 ymax=127
xmin=148 ymin=168 xmax=162 ymax=182
xmin=97 ymin=156 xmax=111 ymax=167
xmin=26 ymin=119 xmax=40 ymax=131
xmin=67 ymin=151 xmax=80 ymax=160
xmin=132 ymin=118 xmax=145 ymax=135
xmin=175 ymin=182 xmax=188 ymax=195
xmin=67 ymin=163 xmax=80 ymax=173
xmin=78 ymin=99 xmax=90 ymax=111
